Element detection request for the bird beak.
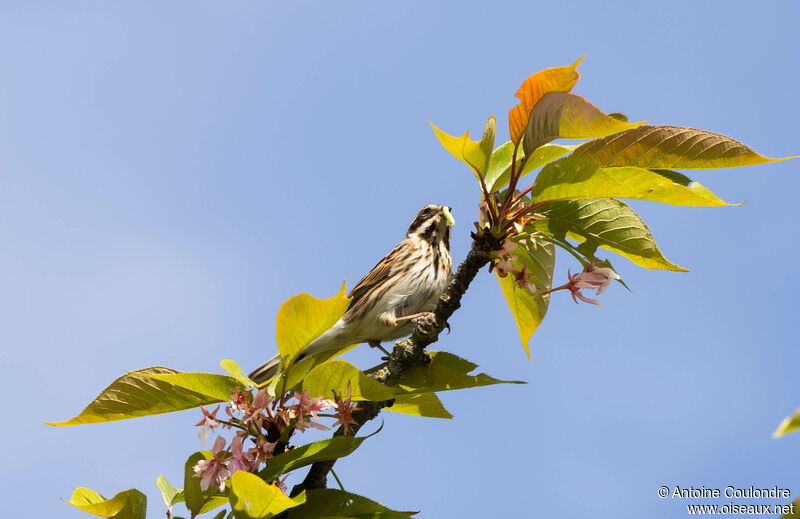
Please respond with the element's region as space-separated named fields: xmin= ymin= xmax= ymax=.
xmin=442 ymin=206 xmax=455 ymax=227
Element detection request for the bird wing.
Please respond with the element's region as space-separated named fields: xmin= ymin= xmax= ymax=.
xmin=342 ymin=243 xmax=403 ymax=323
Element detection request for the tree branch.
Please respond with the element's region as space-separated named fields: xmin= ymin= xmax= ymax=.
xmin=289 ymin=233 xmax=501 ymax=498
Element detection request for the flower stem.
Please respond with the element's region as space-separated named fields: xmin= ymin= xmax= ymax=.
xmin=330 ymin=468 xmax=346 ymax=491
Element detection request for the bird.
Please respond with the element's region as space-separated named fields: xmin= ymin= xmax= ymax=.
xmin=249 ymin=204 xmax=455 ymax=384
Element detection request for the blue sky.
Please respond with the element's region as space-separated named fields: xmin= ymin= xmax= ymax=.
xmin=2 ymin=1 xmax=799 ymax=517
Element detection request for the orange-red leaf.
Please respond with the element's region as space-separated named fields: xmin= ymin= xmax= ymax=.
xmin=508 ymin=57 xmax=584 ymax=146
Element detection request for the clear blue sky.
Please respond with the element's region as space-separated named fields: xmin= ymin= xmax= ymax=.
xmin=3 ymin=2 xmax=798 ymax=517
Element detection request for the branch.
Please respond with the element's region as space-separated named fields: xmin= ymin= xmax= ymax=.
xmin=289 ymin=233 xmax=501 ymax=498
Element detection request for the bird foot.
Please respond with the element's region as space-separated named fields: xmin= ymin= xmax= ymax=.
xmin=395 ymin=311 xmax=435 ymax=325
xmin=368 ymin=340 xmax=392 ymax=357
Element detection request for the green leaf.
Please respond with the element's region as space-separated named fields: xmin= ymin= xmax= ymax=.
xmin=485 ymin=141 xmax=577 ymax=193
xmin=396 ymin=351 xmax=525 ymax=394
xmin=530 ymin=158 xmax=732 ymax=206
xmin=533 ymin=197 xmax=686 ymax=272
xmin=430 ymin=116 xmax=497 ymax=179
xmin=276 ymin=282 xmax=350 ymax=361
xmin=509 ymin=57 xmax=583 ymax=146
xmin=287 ymin=489 xmax=416 ymax=519
xmin=258 ymin=430 xmax=379 ymax=482
xmin=156 ymin=475 xmax=184 ymax=515
xmin=570 ymin=125 xmax=794 ymax=169
xmin=65 ymin=487 xmax=146 ymax=519
xmin=773 ymin=407 xmax=800 ymax=438
xmin=185 ymin=451 xmax=228 ymax=516
xmin=299 ymin=360 xmax=395 ymax=401
xmin=497 ymin=239 xmax=555 ymax=358
xmin=141 ymin=372 xmax=245 ymax=402
xmin=221 ymin=359 xmax=259 ymax=388
xmin=46 ymin=367 xmax=225 ymax=426
xmin=522 ymin=92 xmax=644 ymax=154
xmin=385 ymin=392 xmax=453 ymax=419
xmin=229 ymin=472 xmax=305 ymax=519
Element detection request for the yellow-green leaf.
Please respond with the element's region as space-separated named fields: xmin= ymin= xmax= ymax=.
xmin=531 ymin=158 xmax=733 ymax=207
xmin=259 ymin=432 xmax=379 ymax=482
xmin=534 ymin=198 xmax=686 ymax=271
xmin=509 ymin=57 xmax=583 ymax=146
xmin=496 ymin=240 xmax=555 ymax=358
xmin=65 ymin=488 xmax=146 ymax=519
xmin=523 ymin=92 xmax=644 ymax=154
xmin=46 ymin=367 xmax=224 ymax=426
xmin=396 ymin=351 xmax=525 ymax=394
xmin=276 ymin=282 xmax=350 ymax=361
xmin=486 ymin=141 xmax=577 ymax=193
xmin=386 ymin=392 xmax=453 ymax=419
xmin=140 ymin=372 xmax=244 ymax=401
xmin=230 ymin=471 xmax=306 ymax=519
xmin=773 ymin=407 xmax=800 ymax=438
xmin=571 ymin=125 xmax=794 ymax=169
xmin=430 ymin=116 xmax=496 ymax=179
xmin=221 ymin=359 xmax=259 ymax=388
xmin=299 ymin=360 xmax=395 ymax=401
xmin=155 ymin=475 xmax=184 ymax=514
xmin=286 ymin=489 xmax=417 ymax=519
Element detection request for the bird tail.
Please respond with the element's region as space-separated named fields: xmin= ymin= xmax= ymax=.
xmin=249 ymin=353 xmax=281 ymax=384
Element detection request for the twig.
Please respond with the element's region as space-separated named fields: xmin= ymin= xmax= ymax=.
xmin=287 ymin=233 xmax=500 ymax=499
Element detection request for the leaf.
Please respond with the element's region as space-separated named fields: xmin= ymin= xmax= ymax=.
xmin=509 ymin=57 xmax=583 ymax=146
xmin=486 ymin=141 xmax=577 ymax=193
xmin=430 ymin=116 xmax=497 ymax=179
xmin=141 ymin=372 xmax=245 ymax=402
xmin=299 ymin=360 xmax=395 ymax=401
xmin=184 ymin=451 xmax=228 ymax=516
xmin=65 ymin=487 xmax=147 ymax=519
xmin=287 ymin=489 xmax=416 ymax=519
xmin=773 ymin=407 xmax=800 ymax=438
xmin=46 ymin=367 xmax=225 ymax=426
xmin=396 ymin=351 xmax=525 ymax=394
xmin=258 ymin=429 xmax=380 ymax=482
xmin=156 ymin=475 xmax=185 ymax=514
xmin=533 ymin=197 xmax=686 ymax=271
xmin=385 ymin=392 xmax=453 ymax=419
xmin=229 ymin=472 xmax=305 ymax=519
xmin=570 ymin=125 xmax=794 ymax=169
xmin=523 ymin=92 xmax=644 ymax=154
xmin=276 ymin=282 xmax=350 ymax=361
xmin=496 ymin=239 xmax=556 ymax=357
xmin=221 ymin=359 xmax=259 ymax=388
xmin=530 ymin=158 xmax=733 ymax=206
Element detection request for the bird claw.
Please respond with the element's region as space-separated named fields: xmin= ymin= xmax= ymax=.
xmin=410 ymin=311 xmax=436 ymax=326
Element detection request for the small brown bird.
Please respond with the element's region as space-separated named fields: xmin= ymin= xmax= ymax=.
xmin=249 ymin=204 xmax=455 ymax=383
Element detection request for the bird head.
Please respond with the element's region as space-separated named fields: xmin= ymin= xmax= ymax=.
xmin=406 ymin=204 xmax=455 ymax=247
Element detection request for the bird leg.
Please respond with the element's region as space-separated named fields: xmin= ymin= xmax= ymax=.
xmin=394 ymin=311 xmax=436 ymax=325
xmin=368 ymin=340 xmax=392 ymax=359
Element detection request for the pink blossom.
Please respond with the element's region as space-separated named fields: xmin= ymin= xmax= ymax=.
xmin=567 ymin=267 xmax=620 ymax=305
xmin=274 ymin=474 xmax=289 ymax=494
xmin=512 ymin=263 xmax=535 ymax=293
xmin=195 ymin=406 xmax=221 ymax=447
xmin=229 ymin=387 xmax=250 ymax=413
xmin=493 ymin=240 xmax=519 ymax=278
xmin=292 ymin=390 xmax=334 ymax=432
xmin=193 ymin=436 xmax=230 ymax=492
xmin=294 ymin=390 xmax=335 ymax=417
xmin=331 ymin=381 xmax=359 ymax=435
xmin=252 ymin=436 xmax=278 ymax=463
xmin=229 ymin=435 xmax=254 ymax=473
